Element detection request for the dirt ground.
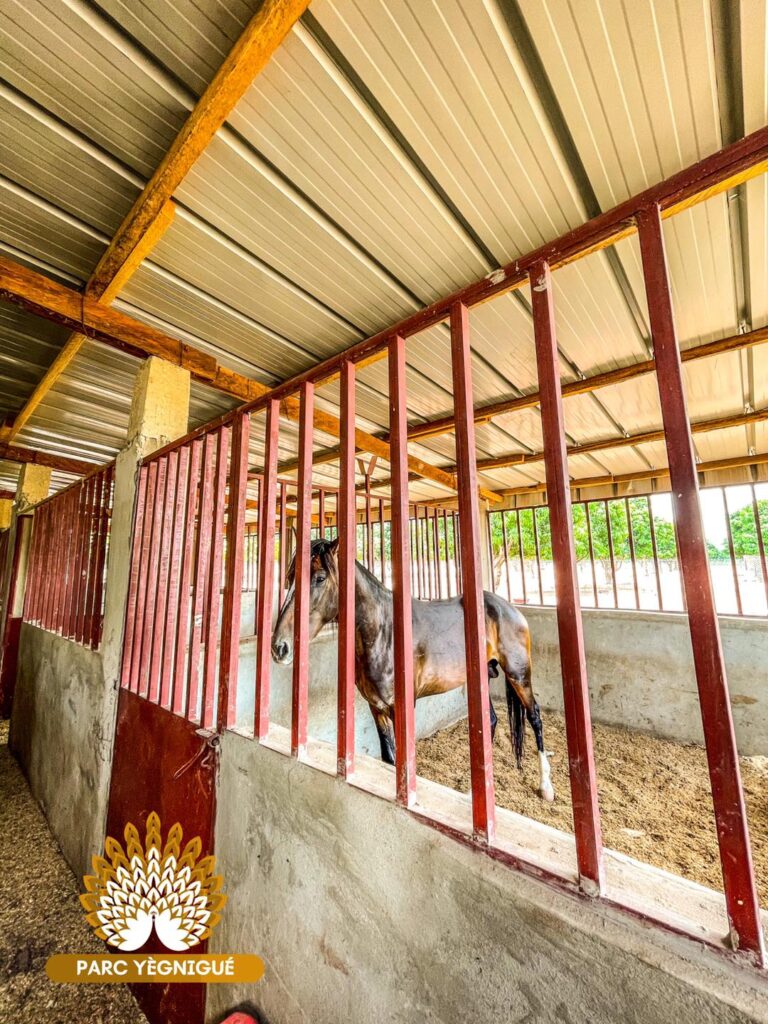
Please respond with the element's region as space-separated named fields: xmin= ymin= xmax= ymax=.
xmin=0 ymin=722 xmax=147 ymax=1024
xmin=417 ymin=711 xmax=768 ymax=903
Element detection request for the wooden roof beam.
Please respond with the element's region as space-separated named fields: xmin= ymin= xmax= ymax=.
xmin=0 ymin=256 xmax=500 ymax=502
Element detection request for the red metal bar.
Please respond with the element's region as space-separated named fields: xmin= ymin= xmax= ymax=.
xmin=148 ymin=451 xmax=177 ymax=702
xmin=122 ymin=466 xmax=148 ymax=683
xmin=76 ymin=478 xmax=96 ymax=642
xmin=186 ymin=436 xmax=216 ymax=721
xmin=130 ymin=461 xmax=158 ymax=693
xmin=450 ymin=302 xmax=495 ymax=842
xmin=201 ymin=427 xmax=230 ymax=731
xmin=218 ymin=412 xmax=250 ymax=731
xmin=138 ymin=457 xmax=167 ymax=698
xmin=637 ymin=205 xmax=763 ymax=959
xmin=388 ymin=334 xmax=416 ymax=806
xmin=173 ymin=438 xmax=202 ymax=716
xmin=432 ymin=509 xmax=442 ymax=598
xmin=338 ymin=360 xmax=356 ymax=778
xmin=278 ymin=482 xmax=287 ymax=601
xmin=160 ymin=447 xmax=189 ymax=706
xmin=292 ymin=382 xmax=314 ymax=758
xmin=319 ymin=487 xmax=326 ymax=541
xmin=530 ymin=260 xmax=603 ymax=889
xmin=515 ymin=511 xmax=527 ymax=604
xmin=83 ymin=471 xmax=104 ymax=645
xmin=379 ymin=498 xmax=385 ymax=582
xmin=64 ymin=484 xmax=84 ymax=637
xmin=585 ymin=503 xmax=599 ymax=607
xmin=254 ymin=401 xmax=280 ymax=740
xmin=721 ymin=488 xmax=742 ymax=616
xmin=92 ymin=467 xmax=113 ymax=648
xmin=441 ymin=509 xmax=449 ymax=596
xmin=501 ymin=511 xmax=513 ymax=601
xmin=532 ymin=507 xmax=544 ymax=603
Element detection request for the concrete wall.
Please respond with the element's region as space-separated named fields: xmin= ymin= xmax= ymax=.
xmin=9 ymin=624 xmax=114 ymax=878
xmin=208 ymin=732 xmax=768 ymax=1024
xmin=516 ymin=606 xmax=768 ymax=755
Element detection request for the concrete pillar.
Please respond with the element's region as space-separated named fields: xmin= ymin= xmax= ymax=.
xmin=0 ymin=500 xmax=11 ymax=531
xmin=102 ymin=356 xmax=191 ymax=677
xmin=16 ymin=464 xmax=51 ymax=512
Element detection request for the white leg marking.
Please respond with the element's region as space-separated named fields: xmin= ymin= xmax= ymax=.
xmin=538 ymin=750 xmax=555 ymax=802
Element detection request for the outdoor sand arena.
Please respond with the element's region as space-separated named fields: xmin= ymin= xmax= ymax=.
xmin=417 ymin=712 xmax=768 ymax=903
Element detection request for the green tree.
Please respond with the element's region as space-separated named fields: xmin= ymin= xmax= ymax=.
xmin=726 ymin=499 xmax=768 ymax=557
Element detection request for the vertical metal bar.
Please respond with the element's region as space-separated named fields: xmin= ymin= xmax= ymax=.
xmin=721 ymin=489 xmax=742 ymax=616
xmin=501 ymin=511 xmax=513 ymax=601
xmin=319 ymin=487 xmax=326 ymax=542
xmin=365 ymin=471 xmax=373 ymax=572
xmin=58 ymin=487 xmax=76 ymax=636
xmin=486 ymin=509 xmax=496 ymax=594
xmin=82 ymin=474 xmax=102 ymax=643
xmin=379 ymin=498 xmax=385 ymax=582
xmin=186 ymin=436 xmax=216 ymax=721
xmin=201 ymin=427 xmax=230 ymax=731
xmin=751 ymin=484 xmax=768 ymax=611
xmin=160 ymin=447 xmax=189 ymax=706
xmin=292 ymin=382 xmax=314 ymax=758
xmin=585 ymin=503 xmax=599 ymax=607
xmin=409 ymin=512 xmax=418 ymax=596
xmin=74 ymin=479 xmax=94 ymax=642
xmin=255 ymin=400 xmax=280 ymax=740
xmin=450 ymin=302 xmax=495 ymax=842
xmin=625 ymin=498 xmax=641 ymax=610
xmin=530 ymin=260 xmax=603 ymax=890
xmin=388 ymin=334 xmax=416 ymax=806
xmin=515 ymin=510 xmax=527 ymax=604
xmin=605 ymin=500 xmax=619 ymax=608
xmin=532 ymin=508 xmax=544 ymax=604
xmin=441 ymin=509 xmax=449 ymax=596
xmin=172 ymin=440 xmax=201 ymax=715
xmin=432 ymin=510 xmax=442 ymax=598
xmin=91 ymin=467 xmax=113 ymax=648
xmin=647 ymin=495 xmax=664 ymax=610
xmin=637 ymin=205 xmax=763 ymax=959
xmin=130 ymin=462 xmax=158 ymax=693
xmin=218 ymin=412 xmax=250 ymax=731
xmin=138 ymin=457 xmax=167 ymax=698
xmin=338 ymin=360 xmax=356 ymax=777
xmin=278 ymin=482 xmax=287 ymax=601
xmin=148 ymin=451 xmax=177 ymax=702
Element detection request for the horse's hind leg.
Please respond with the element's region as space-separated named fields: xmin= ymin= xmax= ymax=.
xmin=371 ymin=705 xmax=396 ymax=765
xmin=505 ymin=663 xmax=555 ymax=803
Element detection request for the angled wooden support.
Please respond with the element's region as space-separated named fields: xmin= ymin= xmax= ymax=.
xmin=0 ymin=442 xmax=98 ymax=477
xmin=88 ymin=0 xmax=310 ymax=296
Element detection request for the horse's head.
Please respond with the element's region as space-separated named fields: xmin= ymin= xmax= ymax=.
xmin=271 ymin=537 xmax=340 ymax=664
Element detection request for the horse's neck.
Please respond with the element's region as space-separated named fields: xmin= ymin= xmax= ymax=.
xmin=353 ymin=562 xmax=392 ymax=644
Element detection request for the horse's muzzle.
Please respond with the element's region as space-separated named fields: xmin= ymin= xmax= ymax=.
xmin=272 ymin=639 xmax=292 ymax=664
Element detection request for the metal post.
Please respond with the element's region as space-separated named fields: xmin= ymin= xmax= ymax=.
xmin=450 ymin=301 xmax=495 ymax=843
xmin=338 ymin=360 xmax=356 ymax=777
xmin=721 ymin=488 xmax=742 ymax=616
xmin=388 ymin=334 xmax=416 ymax=806
xmin=292 ymin=382 xmax=314 ymax=759
xmin=254 ymin=400 xmax=280 ymax=740
xmin=637 ymin=204 xmax=763 ymax=960
xmin=751 ymin=484 xmax=768 ymax=611
xmin=530 ymin=260 xmax=603 ymax=890
xmin=625 ymin=498 xmax=641 ymax=610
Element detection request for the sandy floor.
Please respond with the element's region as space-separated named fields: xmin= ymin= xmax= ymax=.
xmin=0 ymin=722 xmax=147 ymax=1024
xmin=417 ymin=711 xmax=768 ymax=903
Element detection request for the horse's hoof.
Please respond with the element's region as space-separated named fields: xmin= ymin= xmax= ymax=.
xmin=539 ymin=783 xmax=555 ymax=803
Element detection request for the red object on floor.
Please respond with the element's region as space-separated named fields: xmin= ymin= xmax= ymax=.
xmin=221 ymin=1015 xmax=257 ymax=1024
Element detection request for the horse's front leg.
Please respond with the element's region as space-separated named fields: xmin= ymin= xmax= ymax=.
xmin=370 ymin=705 xmax=396 ymax=765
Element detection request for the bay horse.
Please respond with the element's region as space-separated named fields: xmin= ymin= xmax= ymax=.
xmin=271 ymin=537 xmax=554 ymax=801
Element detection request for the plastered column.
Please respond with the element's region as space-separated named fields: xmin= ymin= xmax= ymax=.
xmin=97 ymin=357 xmax=190 ymax=846
xmin=16 ymin=463 xmax=52 ymax=511
xmin=0 ymin=500 xmax=12 ymax=531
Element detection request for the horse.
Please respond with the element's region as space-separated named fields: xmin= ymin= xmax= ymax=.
xmin=270 ymin=537 xmax=554 ymax=801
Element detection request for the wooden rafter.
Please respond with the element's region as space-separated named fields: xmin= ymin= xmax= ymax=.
xmin=87 ymin=0 xmax=310 ymax=295
xmin=0 ymin=255 xmax=498 ymax=501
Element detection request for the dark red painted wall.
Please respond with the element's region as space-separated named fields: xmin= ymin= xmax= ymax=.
xmin=107 ymin=689 xmax=217 ymax=1024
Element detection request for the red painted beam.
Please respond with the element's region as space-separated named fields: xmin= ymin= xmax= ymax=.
xmin=450 ymin=302 xmax=495 ymax=843
xmin=636 ymin=205 xmax=764 ymax=963
xmin=337 ymin=360 xmax=356 ymax=778
xmin=388 ymin=335 xmax=416 ymax=806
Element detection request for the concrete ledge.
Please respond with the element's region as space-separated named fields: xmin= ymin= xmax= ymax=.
xmin=516 ymin=605 xmax=768 ymax=755
xmin=210 ymin=728 xmax=768 ymax=1024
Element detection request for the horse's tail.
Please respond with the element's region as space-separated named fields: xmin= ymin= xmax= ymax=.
xmin=505 ymin=678 xmax=525 ymax=769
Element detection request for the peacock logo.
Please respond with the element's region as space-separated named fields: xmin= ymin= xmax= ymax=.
xmin=80 ymin=813 xmax=226 ymax=952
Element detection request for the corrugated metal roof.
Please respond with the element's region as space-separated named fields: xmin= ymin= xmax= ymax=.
xmin=0 ymin=0 xmax=764 ymax=502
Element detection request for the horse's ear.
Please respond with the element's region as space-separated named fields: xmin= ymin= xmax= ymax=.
xmin=327 ymin=536 xmax=340 ymax=558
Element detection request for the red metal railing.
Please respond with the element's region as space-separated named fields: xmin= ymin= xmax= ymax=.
xmin=116 ymin=127 xmax=768 ymax=964
xmin=23 ymin=465 xmax=114 ymax=649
